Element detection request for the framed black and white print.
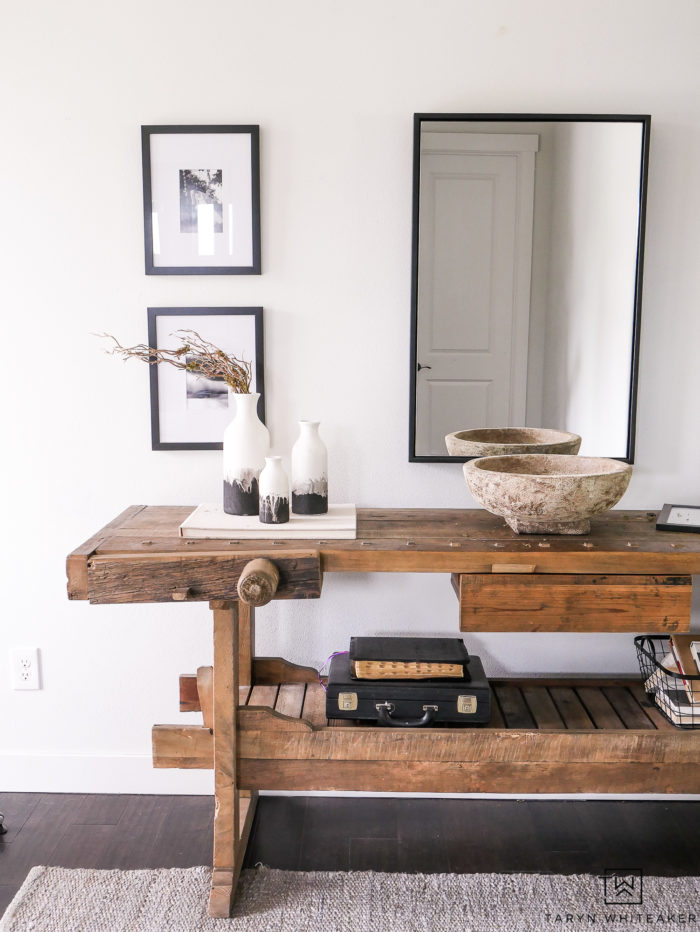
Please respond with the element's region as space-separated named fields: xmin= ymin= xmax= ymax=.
xmin=141 ymin=126 xmax=261 ymax=274
xmin=148 ymin=308 xmax=265 ymax=450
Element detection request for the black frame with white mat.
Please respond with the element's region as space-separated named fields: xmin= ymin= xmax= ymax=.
xmin=656 ymin=503 xmax=700 ymax=533
xmin=147 ymin=307 xmax=265 ymax=451
xmin=141 ymin=125 xmax=261 ymax=275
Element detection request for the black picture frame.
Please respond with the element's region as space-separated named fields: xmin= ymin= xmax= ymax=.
xmin=408 ymin=113 xmax=651 ymax=464
xmin=141 ymin=125 xmax=261 ymax=275
xmin=148 ymin=307 xmax=265 ymax=451
xmin=656 ymin=504 xmax=700 ymax=534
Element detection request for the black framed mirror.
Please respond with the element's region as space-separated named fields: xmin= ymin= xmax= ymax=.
xmin=409 ymin=113 xmax=650 ymax=463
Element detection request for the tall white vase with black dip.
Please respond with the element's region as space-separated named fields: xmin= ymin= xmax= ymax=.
xmin=291 ymin=420 xmax=328 ymax=515
xmin=259 ymin=456 xmax=290 ymax=524
xmin=223 ymin=393 xmax=270 ymax=516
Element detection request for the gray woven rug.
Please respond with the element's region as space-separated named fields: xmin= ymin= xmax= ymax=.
xmin=1 ymin=865 xmax=699 ymax=931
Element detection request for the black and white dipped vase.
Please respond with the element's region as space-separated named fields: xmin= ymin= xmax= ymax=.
xmin=259 ymin=456 xmax=290 ymax=524
xmin=291 ymin=420 xmax=328 ymax=515
xmin=222 ymin=393 xmax=270 ymax=516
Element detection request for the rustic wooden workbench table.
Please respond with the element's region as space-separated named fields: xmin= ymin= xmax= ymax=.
xmin=67 ymin=506 xmax=700 ymax=916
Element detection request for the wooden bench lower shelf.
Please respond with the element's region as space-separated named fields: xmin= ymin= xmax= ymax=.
xmin=153 ymin=677 xmax=700 ymax=795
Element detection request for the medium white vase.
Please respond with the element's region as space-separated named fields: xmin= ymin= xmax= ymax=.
xmin=291 ymin=420 xmax=328 ymax=515
xmin=259 ymin=456 xmax=290 ymax=524
xmin=222 ymin=393 xmax=270 ymax=516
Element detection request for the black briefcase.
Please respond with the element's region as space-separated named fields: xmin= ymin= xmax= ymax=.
xmin=326 ymin=654 xmax=491 ymax=726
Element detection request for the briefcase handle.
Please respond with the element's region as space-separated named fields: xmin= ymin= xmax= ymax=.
xmin=375 ymin=702 xmax=438 ymax=727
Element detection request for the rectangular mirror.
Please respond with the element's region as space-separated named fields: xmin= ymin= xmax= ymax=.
xmin=409 ymin=113 xmax=650 ymax=462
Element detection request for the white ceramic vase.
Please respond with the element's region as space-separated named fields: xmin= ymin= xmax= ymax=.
xmin=259 ymin=456 xmax=290 ymax=524
xmin=291 ymin=420 xmax=328 ymax=515
xmin=222 ymin=393 xmax=270 ymax=516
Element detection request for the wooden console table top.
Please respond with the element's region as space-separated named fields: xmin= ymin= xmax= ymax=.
xmin=67 ymin=506 xmax=700 ymax=602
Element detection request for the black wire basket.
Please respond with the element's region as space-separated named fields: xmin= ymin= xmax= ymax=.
xmin=635 ymin=635 xmax=700 ymax=729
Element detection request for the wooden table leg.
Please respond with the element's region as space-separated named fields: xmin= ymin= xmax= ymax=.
xmin=237 ymin=602 xmax=257 ymax=855
xmin=208 ymin=599 xmax=258 ymax=918
xmin=238 ymin=602 xmax=255 ymax=689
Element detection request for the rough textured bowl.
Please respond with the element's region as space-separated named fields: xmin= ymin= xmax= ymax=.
xmin=445 ymin=427 xmax=581 ymax=457
xmin=463 ymin=454 xmax=632 ymax=535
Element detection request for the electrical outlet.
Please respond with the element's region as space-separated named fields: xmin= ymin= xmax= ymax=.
xmin=10 ymin=647 xmax=41 ymax=690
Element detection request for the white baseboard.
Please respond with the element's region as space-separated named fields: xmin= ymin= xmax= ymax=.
xmin=2 ymin=753 xmax=699 ymax=801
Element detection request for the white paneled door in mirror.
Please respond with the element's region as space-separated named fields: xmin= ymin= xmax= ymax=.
xmin=415 ymin=132 xmax=537 ymax=455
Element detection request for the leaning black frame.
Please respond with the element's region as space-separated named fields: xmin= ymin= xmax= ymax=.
xmin=656 ymin=504 xmax=700 ymax=534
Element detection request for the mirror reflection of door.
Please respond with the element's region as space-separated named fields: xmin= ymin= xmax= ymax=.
xmin=415 ymin=133 xmax=538 ymax=455
xmin=410 ymin=115 xmax=649 ymax=463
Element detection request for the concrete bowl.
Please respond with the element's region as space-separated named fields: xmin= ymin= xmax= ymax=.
xmin=446 ymin=427 xmax=581 ymax=457
xmin=463 ymin=454 xmax=632 ymax=535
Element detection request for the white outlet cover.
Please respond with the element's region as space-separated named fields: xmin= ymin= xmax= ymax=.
xmin=10 ymin=647 xmax=41 ymax=690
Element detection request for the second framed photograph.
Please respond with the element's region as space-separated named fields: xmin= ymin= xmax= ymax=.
xmin=142 ymin=125 xmax=261 ymax=275
xmin=148 ymin=308 xmax=265 ymax=450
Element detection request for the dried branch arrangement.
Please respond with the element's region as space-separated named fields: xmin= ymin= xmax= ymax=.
xmin=99 ymin=330 xmax=252 ymax=393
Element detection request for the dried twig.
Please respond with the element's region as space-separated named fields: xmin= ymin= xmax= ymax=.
xmin=98 ymin=330 xmax=252 ymax=393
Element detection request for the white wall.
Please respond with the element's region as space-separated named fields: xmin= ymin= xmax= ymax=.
xmin=2 ymin=0 xmax=700 ymax=793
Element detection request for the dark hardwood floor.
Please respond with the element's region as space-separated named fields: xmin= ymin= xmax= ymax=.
xmin=2 ymin=794 xmax=700 ymax=916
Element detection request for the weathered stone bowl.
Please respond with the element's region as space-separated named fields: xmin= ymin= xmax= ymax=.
xmin=463 ymin=454 xmax=632 ymax=535
xmin=445 ymin=427 xmax=581 ymax=457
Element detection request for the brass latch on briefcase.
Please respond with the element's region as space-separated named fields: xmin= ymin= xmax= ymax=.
xmin=458 ymin=695 xmax=478 ymax=714
xmin=338 ymin=692 xmax=358 ymax=711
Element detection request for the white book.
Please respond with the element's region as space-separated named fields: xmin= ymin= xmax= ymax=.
xmin=655 ymin=686 xmax=700 ymax=725
xmin=643 ymin=651 xmax=679 ymax=694
xmin=179 ymin=503 xmax=357 ymax=540
xmin=690 ymin=641 xmax=700 ymax=675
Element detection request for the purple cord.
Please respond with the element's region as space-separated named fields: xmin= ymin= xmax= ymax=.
xmin=318 ymin=651 xmax=349 ymax=692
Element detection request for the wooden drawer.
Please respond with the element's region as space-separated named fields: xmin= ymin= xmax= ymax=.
xmin=454 ymin=573 xmax=692 ymax=632
xmin=86 ymin=551 xmax=322 ymax=604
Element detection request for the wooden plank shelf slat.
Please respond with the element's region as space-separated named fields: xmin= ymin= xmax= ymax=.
xmin=521 ymin=686 xmax=564 ymax=729
xmin=549 ymin=687 xmax=595 ymax=729
xmin=575 ymin=686 xmax=625 ymax=730
xmin=602 ymin=686 xmax=656 ymax=730
xmin=301 ymin=683 xmax=329 ymax=728
xmin=274 ymin=683 xmax=305 ymax=719
xmin=493 ymin=685 xmax=536 ymax=729
xmin=247 ymin=685 xmax=279 ymax=709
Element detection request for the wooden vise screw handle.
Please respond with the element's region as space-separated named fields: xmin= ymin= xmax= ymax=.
xmin=237 ymin=558 xmax=280 ymax=606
